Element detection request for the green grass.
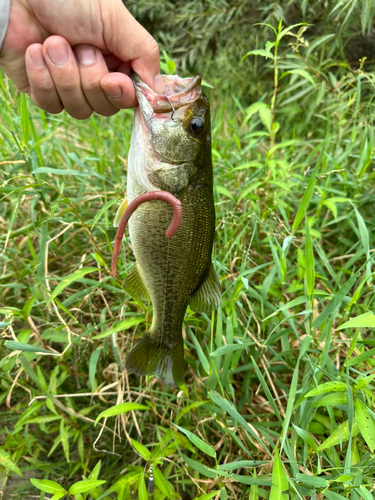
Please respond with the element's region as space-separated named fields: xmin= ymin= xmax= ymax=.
xmin=1 ymin=17 xmax=375 ymax=500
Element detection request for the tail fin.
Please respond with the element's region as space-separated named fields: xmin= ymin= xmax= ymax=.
xmin=125 ymin=332 xmax=184 ymax=386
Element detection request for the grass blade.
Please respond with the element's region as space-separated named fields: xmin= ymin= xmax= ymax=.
xmin=47 ymin=267 xmax=98 ymax=305
xmin=304 ymin=220 xmax=315 ymax=302
xmin=95 ymin=403 xmax=149 ymax=423
xmin=269 ymin=447 xmax=288 ymax=500
xmin=89 ymin=347 xmax=101 ymax=390
xmin=173 ymin=423 xmax=216 ymax=458
xmin=354 ymin=399 xmax=375 ymax=452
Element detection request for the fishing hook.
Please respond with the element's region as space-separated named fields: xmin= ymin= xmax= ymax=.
xmin=165 ymin=95 xmax=176 ymax=121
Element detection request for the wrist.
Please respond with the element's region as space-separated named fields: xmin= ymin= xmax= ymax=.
xmin=0 ymin=0 xmax=11 ymax=51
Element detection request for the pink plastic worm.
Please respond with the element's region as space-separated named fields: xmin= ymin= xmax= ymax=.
xmin=112 ymin=191 xmax=182 ymax=277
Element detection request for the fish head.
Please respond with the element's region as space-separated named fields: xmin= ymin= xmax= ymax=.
xmin=130 ymin=73 xmax=211 ymax=195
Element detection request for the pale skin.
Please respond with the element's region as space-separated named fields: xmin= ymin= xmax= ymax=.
xmin=0 ymin=0 xmax=164 ymax=119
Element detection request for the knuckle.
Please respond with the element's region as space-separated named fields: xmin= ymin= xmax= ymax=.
xmin=37 ymin=79 xmax=56 ymax=94
xmin=32 ymin=95 xmax=63 ymax=114
xmin=147 ymin=38 xmax=159 ymax=59
xmin=17 ymin=84 xmax=31 ymax=94
xmin=99 ymin=108 xmax=118 ymax=117
xmin=47 ymin=106 xmax=64 ymax=115
xmin=82 ymin=79 xmax=101 ymax=93
xmin=58 ymin=80 xmax=79 ymax=93
xmin=70 ymin=108 xmax=93 ymax=120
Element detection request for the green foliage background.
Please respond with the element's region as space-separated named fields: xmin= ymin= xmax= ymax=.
xmin=1 ymin=0 xmax=375 ymax=499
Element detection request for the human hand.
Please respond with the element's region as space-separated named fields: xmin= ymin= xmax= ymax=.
xmin=0 ymin=0 xmax=160 ymax=118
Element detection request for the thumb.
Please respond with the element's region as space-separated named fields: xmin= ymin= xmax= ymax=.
xmin=101 ymin=0 xmax=160 ymax=89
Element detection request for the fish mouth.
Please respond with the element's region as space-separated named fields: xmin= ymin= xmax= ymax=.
xmin=132 ymin=72 xmax=202 ymax=117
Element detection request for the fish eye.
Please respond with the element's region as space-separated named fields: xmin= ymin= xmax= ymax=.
xmin=188 ymin=117 xmax=204 ymax=137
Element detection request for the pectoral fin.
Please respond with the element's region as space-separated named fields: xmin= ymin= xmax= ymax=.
xmin=113 ymin=197 xmax=128 ymax=227
xmin=123 ymin=264 xmax=150 ymax=301
xmin=189 ymin=264 xmax=221 ymax=313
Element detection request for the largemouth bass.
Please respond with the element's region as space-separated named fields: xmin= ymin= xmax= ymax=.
xmin=114 ymin=73 xmax=221 ymax=385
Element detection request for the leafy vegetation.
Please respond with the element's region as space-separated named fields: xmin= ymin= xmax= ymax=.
xmin=1 ymin=1 xmax=375 ymax=499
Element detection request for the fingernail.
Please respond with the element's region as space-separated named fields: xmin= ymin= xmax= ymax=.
xmin=47 ymin=43 xmax=69 ymax=66
xmin=153 ymin=74 xmax=165 ymax=94
xmin=76 ymin=45 xmax=96 ymax=66
xmin=29 ymin=49 xmax=45 ymax=68
xmin=102 ymin=84 xmax=123 ymax=100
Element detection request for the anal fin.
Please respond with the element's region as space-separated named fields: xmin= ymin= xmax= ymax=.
xmin=123 ymin=264 xmax=150 ymax=302
xmin=113 ymin=197 xmax=128 ymax=227
xmin=189 ymin=264 xmax=221 ymax=313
